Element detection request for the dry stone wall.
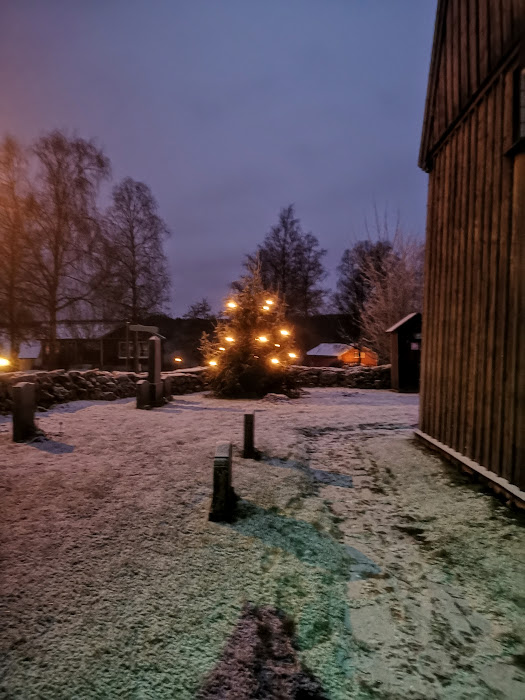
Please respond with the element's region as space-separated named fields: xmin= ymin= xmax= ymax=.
xmin=0 ymin=364 xmax=391 ymax=414
xmin=0 ymin=369 xmax=208 ymax=414
xmin=289 ymin=364 xmax=390 ymax=389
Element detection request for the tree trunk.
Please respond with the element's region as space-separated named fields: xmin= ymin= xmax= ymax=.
xmin=49 ymin=305 xmax=58 ymax=370
xmin=7 ymin=265 xmax=20 ymax=368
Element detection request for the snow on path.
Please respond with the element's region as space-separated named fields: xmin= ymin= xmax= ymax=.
xmin=0 ymin=389 xmax=523 ymax=699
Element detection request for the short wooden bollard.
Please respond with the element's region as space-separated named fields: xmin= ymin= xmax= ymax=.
xmin=150 ymin=380 xmax=164 ymax=407
xmin=13 ymin=382 xmax=38 ymax=442
xmin=209 ymin=441 xmax=237 ymax=522
xmin=136 ymin=379 xmax=150 ymax=409
xmin=243 ymin=412 xmax=256 ymax=458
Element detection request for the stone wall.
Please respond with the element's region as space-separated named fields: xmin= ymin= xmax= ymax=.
xmin=0 ymin=369 xmax=209 ymax=414
xmin=0 ymin=365 xmax=391 ymax=414
xmin=290 ymin=364 xmax=391 ymax=389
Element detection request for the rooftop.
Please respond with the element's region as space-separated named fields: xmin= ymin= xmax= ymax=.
xmin=306 ymin=343 xmax=354 ymax=357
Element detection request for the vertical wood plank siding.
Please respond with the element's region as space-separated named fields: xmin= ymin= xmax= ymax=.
xmin=420 ymin=73 xmax=523 ymax=489
xmin=420 ymin=1 xmax=524 ymax=489
xmin=423 ymin=0 xmax=524 ymax=164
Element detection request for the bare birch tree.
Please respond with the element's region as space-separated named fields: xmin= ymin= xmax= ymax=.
xmin=0 ymin=136 xmax=32 ymax=365
xmin=24 ymin=130 xmax=110 ymax=366
xmin=360 ymin=232 xmax=424 ymax=363
xmin=334 ymin=239 xmax=392 ymax=332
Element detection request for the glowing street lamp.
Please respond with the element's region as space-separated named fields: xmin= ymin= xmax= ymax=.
xmin=226 ymin=301 xmax=237 ymax=309
xmin=288 ymin=353 xmax=297 ymax=359
xmin=225 ymin=337 xmax=235 ymax=343
xmin=0 ymin=357 xmax=10 ymax=367
xmin=219 ymin=347 xmax=226 ymax=351
xmin=270 ymin=358 xmax=279 ymax=365
xmin=265 ymin=299 xmax=274 ymax=305
xmin=280 ymin=329 xmax=290 ymax=336
xmin=209 ymin=360 xmax=218 ymax=366
xmin=257 ymin=336 xmax=268 ymax=342
xmin=174 ymin=357 xmax=183 ymax=363
xmin=262 ymin=305 xmax=270 ymax=311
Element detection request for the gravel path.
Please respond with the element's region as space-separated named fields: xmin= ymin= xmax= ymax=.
xmin=1 ymin=389 xmax=523 ymax=699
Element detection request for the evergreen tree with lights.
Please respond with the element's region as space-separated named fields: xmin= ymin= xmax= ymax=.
xmin=201 ymin=265 xmax=299 ymax=398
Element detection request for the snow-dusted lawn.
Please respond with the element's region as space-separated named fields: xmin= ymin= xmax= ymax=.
xmin=1 ymin=389 xmax=524 ymax=699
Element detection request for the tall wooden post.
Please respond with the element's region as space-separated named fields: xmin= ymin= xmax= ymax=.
xmin=148 ymin=336 xmax=163 ymax=406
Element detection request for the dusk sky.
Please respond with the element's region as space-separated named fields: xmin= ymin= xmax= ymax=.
xmin=1 ymin=0 xmax=437 ymax=317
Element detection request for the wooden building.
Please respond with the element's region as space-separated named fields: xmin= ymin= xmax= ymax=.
xmin=386 ymin=313 xmax=422 ymax=393
xmin=417 ymin=0 xmax=525 ymax=495
xmin=305 ymin=343 xmax=378 ymax=368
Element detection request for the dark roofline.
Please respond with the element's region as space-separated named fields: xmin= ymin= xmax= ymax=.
xmin=418 ymin=0 xmax=448 ymax=172
xmin=419 ymin=1 xmax=525 ymax=172
xmin=386 ymin=312 xmax=421 ymax=333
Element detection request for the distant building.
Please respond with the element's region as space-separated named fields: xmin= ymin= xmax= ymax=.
xmin=418 ymin=0 xmax=524 ymax=494
xmin=17 ymin=343 xmax=42 ymax=371
xmin=306 ymin=343 xmax=378 ymax=368
xmin=386 ymin=313 xmax=421 ymax=393
xmin=101 ymin=315 xmax=215 ymax=370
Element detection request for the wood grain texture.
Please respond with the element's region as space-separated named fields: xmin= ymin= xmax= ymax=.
xmin=420 ymin=0 xmax=523 ymax=170
xmin=419 ymin=1 xmax=523 ymax=489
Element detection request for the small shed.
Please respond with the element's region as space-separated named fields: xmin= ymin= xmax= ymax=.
xmin=18 ymin=342 xmax=43 ymax=371
xmin=386 ymin=313 xmax=422 ymax=392
xmin=306 ymin=343 xmax=378 ymax=368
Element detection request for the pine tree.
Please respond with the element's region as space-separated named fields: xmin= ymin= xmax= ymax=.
xmin=201 ymin=267 xmax=299 ymax=398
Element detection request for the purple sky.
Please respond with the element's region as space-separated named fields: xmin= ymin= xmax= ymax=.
xmin=1 ymin=0 xmax=437 ymax=317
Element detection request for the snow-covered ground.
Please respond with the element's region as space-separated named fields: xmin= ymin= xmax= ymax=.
xmin=1 ymin=389 xmax=524 ymax=699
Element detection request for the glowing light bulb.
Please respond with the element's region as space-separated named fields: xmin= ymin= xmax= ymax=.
xmin=262 ymin=305 xmax=270 ymax=311
xmin=280 ymin=329 xmax=290 ymax=336
xmin=209 ymin=360 xmax=217 ymax=366
xmin=225 ymin=337 xmax=234 ymax=342
xmin=288 ymin=353 xmax=297 ymax=359
xmin=274 ymin=343 xmax=280 ymax=347
xmin=219 ymin=347 xmax=226 ymax=351
xmin=270 ymin=358 xmax=279 ymax=364
xmin=226 ymin=301 xmax=237 ymax=308
xmin=0 ymin=357 xmax=10 ymax=367
xmin=257 ymin=336 xmax=268 ymax=342
xmin=174 ymin=357 xmax=182 ymax=362
xmin=265 ymin=299 xmax=274 ymax=305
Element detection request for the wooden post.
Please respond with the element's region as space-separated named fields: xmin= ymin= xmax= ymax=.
xmin=243 ymin=413 xmax=255 ymax=458
xmin=136 ymin=379 xmax=150 ymax=409
xmin=13 ymin=382 xmax=38 ymax=442
xmin=209 ymin=441 xmax=237 ymax=522
xmin=148 ymin=336 xmax=163 ymax=406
